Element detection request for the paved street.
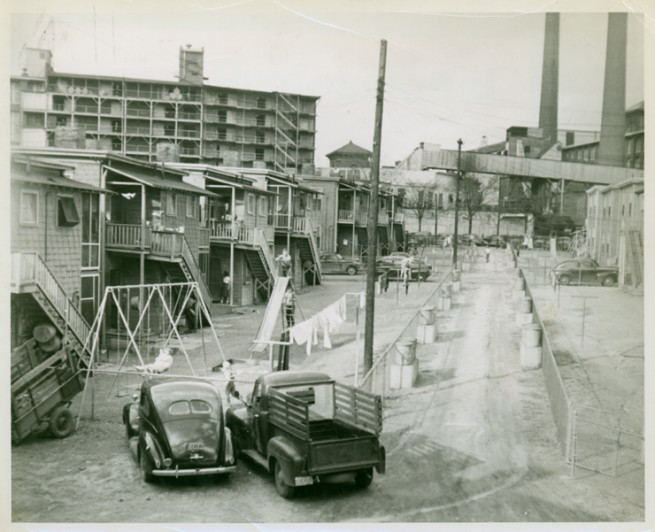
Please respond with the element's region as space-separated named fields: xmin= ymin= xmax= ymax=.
xmin=11 ymin=248 xmax=644 ymax=523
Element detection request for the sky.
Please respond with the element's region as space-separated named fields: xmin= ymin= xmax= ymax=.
xmin=5 ymin=0 xmax=648 ymax=167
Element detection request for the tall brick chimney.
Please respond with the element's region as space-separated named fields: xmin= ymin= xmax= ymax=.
xmin=598 ymin=13 xmax=628 ymax=167
xmin=538 ymin=13 xmax=560 ymax=147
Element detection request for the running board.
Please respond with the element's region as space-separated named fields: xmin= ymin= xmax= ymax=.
xmin=242 ymin=449 xmax=270 ymax=471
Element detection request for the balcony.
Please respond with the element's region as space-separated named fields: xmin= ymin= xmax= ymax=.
xmin=105 ymin=223 xmax=184 ymax=258
xmin=338 ymin=209 xmax=354 ymax=223
xmin=126 ymin=108 xmax=150 ymax=118
xmin=207 ymin=221 xmax=256 ymax=244
xmin=178 ymin=129 xmax=200 ymax=138
xmin=268 ymin=213 xmax=291 ymax=230
xmin=125 ymin=126 xmax=152 ymax=135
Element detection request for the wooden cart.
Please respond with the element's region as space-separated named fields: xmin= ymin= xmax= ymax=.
xmin=11 ymin=338 xmax=85 ymax=444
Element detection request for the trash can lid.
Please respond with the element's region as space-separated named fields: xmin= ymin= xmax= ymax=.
xmin=33 ymin=324 xmax=57 ymax=343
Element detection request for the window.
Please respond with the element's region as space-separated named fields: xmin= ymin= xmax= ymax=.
xmin=165 ymin=191 xmax=176 ymax=216
xmin=258 ymin=196 xmax=267 ymax=215
xmin=256 ymin=97 xmax=266 ymax=109
xmin=256 ymin=115 xmax=265 ymax=127
xmin=247 ymin=193 xmax=255 ymax=215
xmin=20 ymin=190 xmax=38 ymax=225
xmin=218 ymin=128 xmax=227 ymax=140
xmin=255 ymin=147 xmax=264 ymax=161
xmin=218 ymin=110 xmax=227 ymax=123
xmin=186 ymin=195 xmax=194 ymax=218
xmin=58 ymin=195 xmax=80 ymax=227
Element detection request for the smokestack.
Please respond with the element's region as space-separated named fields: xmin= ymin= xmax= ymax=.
xmin=598 ymin=13 xmax=628 ymax=167
xmin=538 ymin=13 xmax=560 ymax=146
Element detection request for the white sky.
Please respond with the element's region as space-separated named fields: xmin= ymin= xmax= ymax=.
xmin=5 ymin=0 xmax=648 ymax=167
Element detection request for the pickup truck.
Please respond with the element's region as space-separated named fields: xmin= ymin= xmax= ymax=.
xmin=226 ymin=371 xmax=386 ymax=498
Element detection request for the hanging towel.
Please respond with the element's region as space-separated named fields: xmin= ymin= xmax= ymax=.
xmin=290 ymin=318 xmax=316 ymax=356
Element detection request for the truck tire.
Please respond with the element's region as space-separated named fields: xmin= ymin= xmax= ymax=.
xmin=49 ymin=406 xmax=74 ymax=439
xmin=602 ymin=276 xmax=616 ymax=287
xmin=274 ymin=460 xmax=295 ymax=499
xmin=355 ymin=468 xmax=373 ymax=489
xmin=346 ymin=265 xmax=357 ymax=276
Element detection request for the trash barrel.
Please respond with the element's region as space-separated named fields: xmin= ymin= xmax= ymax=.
xmin=33 ymin=324 xmax=62 ymax=354
xmin=522 ymin=324 xmax=541 ymax=347
xmin=419 ymin=306 xmax=436 ymax=325
xmin=393 ymin=338 xmax=417 ymax=365
xmin=519 ymin=297 xmax=532 ymax=314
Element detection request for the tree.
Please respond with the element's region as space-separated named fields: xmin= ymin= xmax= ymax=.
xmin=402 ymin=184 xmax=436 ymax=233
xmin=459 ymin=175 xmax=495 ymax=233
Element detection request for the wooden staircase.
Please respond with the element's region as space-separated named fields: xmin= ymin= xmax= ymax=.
xmin=293 ymin=219 xmax=322 ymax=285
xmin=11 ymin=252 xmax=92 ymax=367
xmin=244 ymin=229 xmax=278 ymax=299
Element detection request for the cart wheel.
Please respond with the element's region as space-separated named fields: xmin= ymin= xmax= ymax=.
xmin=49 ymin=406 xmax=74 ymax=439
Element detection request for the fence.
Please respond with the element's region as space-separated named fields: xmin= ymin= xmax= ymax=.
xmin=359 ymin=267 xmax=454 ymax=395
xmin=518 ymin=247 xmax=644 ymax=477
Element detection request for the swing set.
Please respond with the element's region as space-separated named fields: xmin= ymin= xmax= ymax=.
xmin=76 ymin=281 xmax=225 ymax=427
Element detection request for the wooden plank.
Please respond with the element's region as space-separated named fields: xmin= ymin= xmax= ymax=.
xmin=11 ymin=350 xmax=68 ymax=392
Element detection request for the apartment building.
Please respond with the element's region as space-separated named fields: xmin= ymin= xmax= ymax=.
xmin=11 ymin=46 xmax=318 ymax=174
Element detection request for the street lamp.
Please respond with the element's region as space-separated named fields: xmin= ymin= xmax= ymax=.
xmin=453 ymin=138 xmax=463 ymax=268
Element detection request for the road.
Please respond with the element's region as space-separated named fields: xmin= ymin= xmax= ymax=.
xmin=10 ymin=250 xmax=644 ymax=524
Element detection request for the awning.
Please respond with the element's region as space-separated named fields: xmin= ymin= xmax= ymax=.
xmin=105 ymin=165 xmax=216 ymax=196
xmin=12 ymin=161 xmax=112 ymax=194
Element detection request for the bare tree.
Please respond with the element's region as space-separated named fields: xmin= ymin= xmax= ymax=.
xmin=401 ymin=184 xmax=436 ymax=232
xmin=459 ymin=175 xmax=495 ymax=233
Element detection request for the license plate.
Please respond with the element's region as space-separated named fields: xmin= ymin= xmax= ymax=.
xmin=294 ymin=476 xmax=313 ymax=486
xmin=187 ymin=442 xmax=203 ymax=451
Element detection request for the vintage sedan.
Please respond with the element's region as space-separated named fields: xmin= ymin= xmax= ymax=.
xmin=123 ymin=377 xmax=237 ymax=482
xmin=477 ymin=235 xmax=506 ymax=248
xmin=376 ymin=255 xmax=432 ymax=281
xmin=320 ymin=253 xmax=361 ymax=275
xmin=551 ymin=258 xmax=618 ymax=286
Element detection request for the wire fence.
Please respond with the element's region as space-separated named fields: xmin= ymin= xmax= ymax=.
xmin=359 ymin=267 xmax=454 ymax=395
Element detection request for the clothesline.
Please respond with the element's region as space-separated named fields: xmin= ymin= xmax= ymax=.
xmin=286 ymin=292 xmax=364 ymax=356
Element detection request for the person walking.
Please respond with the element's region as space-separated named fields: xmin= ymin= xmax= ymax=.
xmin=282 ymin=286 xmax=295 ymax=328
xmin=485 ymin=245 xmax=491 ymax=263
xmin=400 ymin=256 xmax=411 ymax=295
xmin=221 ymin=271 xmax=231 ymax=304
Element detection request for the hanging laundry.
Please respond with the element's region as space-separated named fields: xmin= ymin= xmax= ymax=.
xmin=289 ymin=318 xmax=316 ymax=356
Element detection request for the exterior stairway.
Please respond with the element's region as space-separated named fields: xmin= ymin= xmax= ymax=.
xmin=245 ymin=229 xmax=278 ymax=299
xmin=11 ymin=252 xmax=92 ymax=367
xmin=293 ymin=218 xmax=322 ymax=285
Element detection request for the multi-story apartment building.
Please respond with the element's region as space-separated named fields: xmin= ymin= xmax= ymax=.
xmin=11 ymin=46 xmax=319 ymax=174
xmin=585 ymin=179 xmax=644 ymax=287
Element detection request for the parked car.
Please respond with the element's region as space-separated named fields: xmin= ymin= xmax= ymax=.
xmin=123 ymin=377 xmax=237 ymax=482
xmin=551 ymin=258 xmax=618 ymax=286
xmin=477 ymin=235 xmax=506 ymax=248
xmin=319 ymin=253 xmax=360 ymax=276
xmin=226 ymin=371 xmax=385 ymax=498
xmin=376 ymin=255 xmax=432 ymax=281
xmin=387 ymin=251 xmax=428 ymax=264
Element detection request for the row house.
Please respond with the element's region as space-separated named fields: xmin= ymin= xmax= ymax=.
xmin=12 ymin=148 xmax=213 ymax=341
xmin=585 ymin=179 xmax=644 ymax=288
xmin=169 ymin=165 xmax=323 ymax=302
xmin=10 ymin=155 xmax=105 ymax=363
xmin=301 ymin=173 xmax=404 ymax=260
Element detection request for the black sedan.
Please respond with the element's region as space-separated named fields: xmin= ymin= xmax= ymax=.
xmin=320 ymin=253 xmax=360 ymax=275
xmin=551 ymin=258 xmax=618 ymax=286
xmin=123 ymin=377 xmax=237 ymax=482
xmin=477 ymin=235 xmax=506 ymax=247
xmin=376 ymin=256 xmax=432 ymax=281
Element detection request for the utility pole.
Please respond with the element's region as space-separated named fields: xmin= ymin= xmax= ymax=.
xmin=452 ymin=138 xmax=463 ymax=268
xmin=364 ymin=39 xmax=387 ymax=377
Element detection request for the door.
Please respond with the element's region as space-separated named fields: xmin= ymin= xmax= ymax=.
xmin=208 ymin=245 xmax=223 ymax=301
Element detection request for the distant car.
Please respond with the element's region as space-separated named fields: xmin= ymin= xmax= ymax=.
xmin=320 ymin=253 xmax=360 ymax=275
xmin=123 ymin=378 xmax=237 ymax=483
xmin=388 ymin=251 xmax=428 ymax=264
xmin=376 ymin=255 xmax=432 ymax=281
xmin=551 ymin=259 xmax=618 ymax=286
xmin=477 ymin=235 xmax=506 ymax=248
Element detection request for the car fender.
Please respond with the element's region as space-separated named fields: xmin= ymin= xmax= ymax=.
xmin=142 ymin=431 xmax=165 ymax=468
xmin=267 ymin=436 xmax=305 ymax=481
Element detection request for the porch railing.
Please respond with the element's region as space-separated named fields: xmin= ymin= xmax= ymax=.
xmin=338 ymin=209 xmax=355 ymax=222
xmin=106 ymin=223 xmax=150 ymax=248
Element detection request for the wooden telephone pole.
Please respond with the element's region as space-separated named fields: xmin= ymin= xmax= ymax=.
xmin=363 ymin=39 xmax=387 ymax=377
